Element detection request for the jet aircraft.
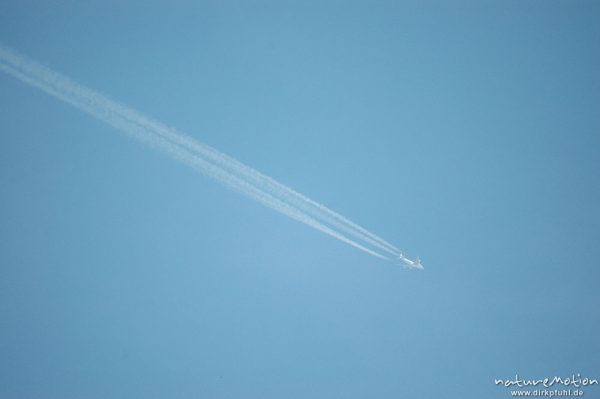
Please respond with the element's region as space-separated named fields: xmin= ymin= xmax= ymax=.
xmin=397 ymin=253 xmax=424 ymax=270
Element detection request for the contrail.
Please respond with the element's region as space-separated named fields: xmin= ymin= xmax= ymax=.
xmin=0 ymin=44 xmax=400 ymax=258
xmin=0 ymin=44 xmax=400 ymax=260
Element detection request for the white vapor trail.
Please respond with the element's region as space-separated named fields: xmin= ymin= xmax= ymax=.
xmin=0 ymin=44 xmax=401 ymax=260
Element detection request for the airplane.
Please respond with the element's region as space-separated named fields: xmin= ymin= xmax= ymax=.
xmin=397 ymin=253 xmax=424 ymax=270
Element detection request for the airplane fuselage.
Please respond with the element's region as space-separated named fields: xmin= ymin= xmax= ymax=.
xmin=397 ymin=253 xmax=424 ymax=270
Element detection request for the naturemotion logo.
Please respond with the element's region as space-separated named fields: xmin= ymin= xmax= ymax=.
xmin=495 ymin=374 xmax=598 ymax=397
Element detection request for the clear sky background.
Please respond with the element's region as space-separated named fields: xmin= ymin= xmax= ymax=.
xmin=1 ymin=1 xmax=599 ymax=398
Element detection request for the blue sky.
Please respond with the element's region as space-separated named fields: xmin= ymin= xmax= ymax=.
xmin=1 ymin=1 xmax=599 ymax=398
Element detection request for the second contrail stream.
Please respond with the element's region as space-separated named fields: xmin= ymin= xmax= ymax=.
xmin=0 ymin=44 xmax=403 ymax=261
